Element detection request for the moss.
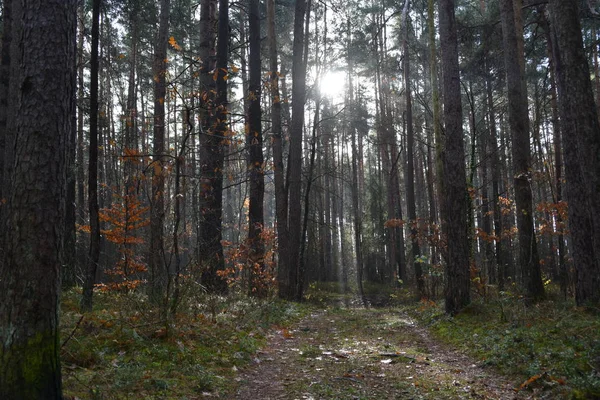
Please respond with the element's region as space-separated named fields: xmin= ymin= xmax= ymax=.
xmin=1 ymin=330 xmax=61 ymax=398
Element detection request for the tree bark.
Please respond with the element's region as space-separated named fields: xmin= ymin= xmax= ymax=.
xmin=199 ymin=0 xmax=228 ymax=292
xmin=267 ymin=0 xmax=290 ymax=298
xmin=81 ymin=0 xmax=102 ymax=312
xmin=285 ymin=0 xmax=308 ymax=300
xmin=499 ymin=0 xmax=544 ymax=301
xmin=438 ymin=0 xmax=470 ymax=315
xmin=248 ymin=0 xmax=266 ymax=297
xmin=404 ymin=17 xmax=423 ymax=296
xmin=0 ymin=0 xmax=77 ymax=397
xmin=0 ymin=0 xmax=12 ymax=220
xmin=150 ymin=0 xmax=171 ymax=303
xmin=549 ymin=0 xmax=600 ymax=306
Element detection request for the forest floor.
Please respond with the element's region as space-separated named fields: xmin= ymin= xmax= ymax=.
xmin=61 ymin=286 xmax=599 ymax=399
xmin=232 ymin=303 xmax=523 ymax=400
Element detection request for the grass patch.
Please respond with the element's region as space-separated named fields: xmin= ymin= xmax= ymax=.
xmin=60 ymin=288 xmax=311 ymax=399
xmin=409 ymin=290 xmax=600 ymax=399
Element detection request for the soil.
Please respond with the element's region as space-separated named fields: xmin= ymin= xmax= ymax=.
xmin=232 ymin=305 xmax=528 ymax=399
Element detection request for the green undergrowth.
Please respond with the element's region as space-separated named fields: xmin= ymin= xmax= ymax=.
xmin=409 ymin=288 xmax=600 ymax=399
xmin=60 ymin=288 xmax=311 ymax=399
xmin=303 ymin=280 xmax=412 ymax=307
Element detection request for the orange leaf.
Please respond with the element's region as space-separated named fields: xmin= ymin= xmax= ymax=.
xmin=518 ymin=374 xmax=542 ymax=391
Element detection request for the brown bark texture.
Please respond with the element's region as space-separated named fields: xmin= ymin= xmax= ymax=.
xmin=438 ymin=0 xmax=470 ymax=315
xmin=0 ymin=0 xmax=77 ymax=397
xmin=549 ymin=0 xmax=600 ymax=305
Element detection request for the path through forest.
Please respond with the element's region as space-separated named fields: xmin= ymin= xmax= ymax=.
xmin=233 ymin=306 xmax=525 ymax=399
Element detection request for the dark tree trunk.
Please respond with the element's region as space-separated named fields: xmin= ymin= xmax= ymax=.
xmin=199 ymin=0 xmax=228 ymax=292
xmin=348 ymin=61 xmax=367 ymax=306
xmin=485 ymin=72 xmax=504 ymax=290
xmin=267 ymin=0 xmax=289 ymax=297
xmin=499 ymin=0 xmax=544 ymax=301
xmin=150 ymin=0 xmax=170 ymax=303
xmin=81 ymin=0 xmax=102 ymax=312
xmin=404 ymin=18 xmax=423 ymax=296
xmin=124 ymin=7 xmax=138 ymax=189
xmin=549 ymin=0 xmax=600 ymax=306
xmin=248 ymin=0 xmax=266 ymax=297
xmin=438 ymin=0 xmax=470 ymax=315
xmin=373 ymin=18 xmax=406 ymax=284
xmin=0 ymin=0 xmax=77 ymax=397
xmin=285 ymin=0 xmax=308 ymax=300
xmin=77 ymin=4 xmax=86 ymax=226
xmin=0 ymin=0 xmax=12 ymax=220
xmin=543 ymin=18 xmax=567 ymax=297
xmin=197 ymin=0 xmax=216 ymax=270
xmin=65 ymin=41 xmax=78 ymax=289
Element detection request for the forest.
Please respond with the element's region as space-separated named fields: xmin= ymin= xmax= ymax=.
xmin=0 ymin=0 xmax=599 ymax=398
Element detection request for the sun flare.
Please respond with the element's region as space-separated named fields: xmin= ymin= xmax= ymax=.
xmin=319 ymin=70 xmax=347 ymax=99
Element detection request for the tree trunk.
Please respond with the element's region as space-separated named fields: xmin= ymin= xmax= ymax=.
xmin=248 ymin=0 xmax=266 ymax=297
xmin=285 ymin=0 xmax=308 ymax=300
xmin=438 ymin=0 xmax=470 ymax=315
xmin=543 ymin=18 xmax=567 ymax=297
xmin=404 ymin=18 xmax=423 ymax=296
xmin=81 ymin=0 xmax=102 ymax=312
xmin=76 ymin=3 xmax=86 ymax=226
xmin=0 ymin=1 xmax=76 ymax=397
xmin=348 ymin=57 xmax=367 ymax=306
xmin=267 ymin=0 xmax=290 ymax=297
xmin=199 ymin=0 xmax=228 ymax=292
xmin=499 ymin=0 xmax=544 ymax=301
xmin=149 ymin=0 xmax=170 ymax=303
xmin=0 ymin=0 xmax=12 ymax=221
xmin=549 ymin=0 xmax=600 ymax=306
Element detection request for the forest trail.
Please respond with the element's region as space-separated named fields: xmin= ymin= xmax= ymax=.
xmin=233 ymin=306 xmax=524 ymax=400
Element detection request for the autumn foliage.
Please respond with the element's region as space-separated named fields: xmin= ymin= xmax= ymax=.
xmin=218 ymin=226 xmax=277 ymax=296
xmin=80 ymin=186 xmax=150 ymax=292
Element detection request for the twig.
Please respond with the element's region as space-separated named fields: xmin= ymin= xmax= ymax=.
xmin=61 ymin=315 xmax=85 ymax=349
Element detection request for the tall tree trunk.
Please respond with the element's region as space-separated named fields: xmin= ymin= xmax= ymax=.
xmin=76 ymin=4 xmax=86 ymax=226
xmin=197 ymin=0 xmax=216 ymax=270
xmin=499 ymin=0 xmax=544 ymax=301
xmin=0 ymin=0 xmax=12 ymax=221
xmin=428 ymin=0 xmax=443 ymax=234
xmin=348 ymin=56 xmax=367 ymax=306
xmin=0 ymin=1 xmax=76 ymax=397
xmin=199 ymin=0 xmax=229 ymax=292
xmin=124 ymin=8 xmax=138 ymax=189
xmin=65 ymin=40 xmax=78 ymax=289
xmin=486 ymin=72 xmax=504 ymax=290
xmin=267 ymin=0 xmax=290 ymax=297
xmin=81 ymin=0 xmax=102 ymax=312
xmin=374 ymin=15 xmax=406 ymax=283
xmin=438 ymin=0 xmax=470 ymax=315
xmin=248 ymin=0 xmax=266 ymax=297
xmin=285 ymin=0 xmax=308 ymax=300
xmin=404 ymin=17 xmax=423 ymax=296
xmin=549 ymin=0 xmax=600 ymax=306
xmin=479 ymin=106 xmax=495 ymax=283
xmin=149 ymin=0 xmax=171 ymax=303
xmin=543 ymin=18 xmax=567 ymax=297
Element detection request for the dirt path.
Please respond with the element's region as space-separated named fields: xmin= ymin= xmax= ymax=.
xmin=233 ymin=307 xmax=527 ymax=399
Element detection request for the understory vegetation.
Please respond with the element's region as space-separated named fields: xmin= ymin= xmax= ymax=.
xmin=60 ymin=288 xmax=310 ymax=398
xmin=60 ymin=283 xmax=600 ymax=399
xmin=410 ymin=289 xmax=600 ymax=399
